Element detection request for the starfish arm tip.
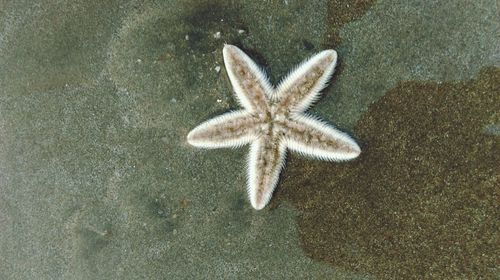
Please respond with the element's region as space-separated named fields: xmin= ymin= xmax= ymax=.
xmin=246 ymin=140 xmax=286 ymax=210
xmin=186 ymin=127 xmax=209 ymax=148
xmin=222 ymin=44 xmax=273 ymax=113
xmin=222 ymin=44 xmax=233 ymax=56
xmin=186 ymin=111 xmax=257 ymax=149
xmin=324 ymin=49 xmax=337 ymax=58
xmin=284 ymin=114 xmax=361 ymax=161
xmin=274 ymin=48 xmax=339 ymax=113
xmin=250 ymin=199 xmax=266 ymax=210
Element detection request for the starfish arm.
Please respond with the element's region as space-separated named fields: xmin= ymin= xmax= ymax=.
xmin=274 ymin=50 xmax=337 ymax=114
xmin=283 ymin=114 xmax=361 ymax=161
xmin=223 ymin=44 xmax=273 ymax=113
xmin=187 ymin=110 xmax=258 ymax=148
xmin=247 ymin=136 xmax=286 ymax=210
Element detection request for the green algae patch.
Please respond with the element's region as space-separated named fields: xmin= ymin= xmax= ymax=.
xmin=274 ymin=67 xmax=499 ymax=279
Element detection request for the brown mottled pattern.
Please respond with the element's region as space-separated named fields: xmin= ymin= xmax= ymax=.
xmin=279 ymin=119 xmax=355 ymax=154
xmin=275 ymin=67 xmax=500 ymax=278
xmin=276 ymin=55 xmax=334 ymax=114
xmin=190 ymin=114 xmax=260 ymax=144
xmin=252 ymin=134 xmax=283 ymax=206
xmin=225 ymin=47 xmax=269 ymax=113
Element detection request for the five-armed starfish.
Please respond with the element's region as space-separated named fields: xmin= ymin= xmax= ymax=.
xmin=187 ymin=45 xmax=361 ymax=210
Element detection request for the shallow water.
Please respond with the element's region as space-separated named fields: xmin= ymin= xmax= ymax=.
xmin=0 ymin=1 xmax=498 ymax=279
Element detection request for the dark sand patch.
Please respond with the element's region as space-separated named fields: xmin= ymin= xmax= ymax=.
xmin=274 ymin=67 xmax=499 ymax=279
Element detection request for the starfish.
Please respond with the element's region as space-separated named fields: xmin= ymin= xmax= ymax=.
xmin=187 ymin=45 xmax=361 ymax=210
